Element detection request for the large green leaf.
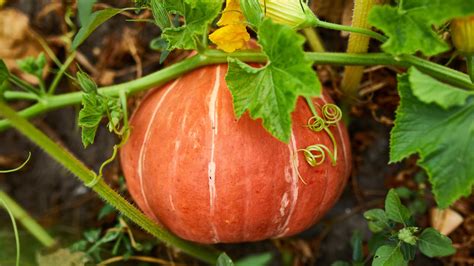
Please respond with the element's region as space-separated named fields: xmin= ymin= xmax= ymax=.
xmin=369 ymin=0 xmax=474 ymax=56
xmin=372 ymin=245 xmax=406 ymax=266
xmin=153 ymin=0 xmax=222 ymax=50
xmin=226 ymin=19 xmax=320 ymax=143
xmin=418 ymin=228 xmax=455 ymax=257
xmin=408 ymin=68 xmax=473 ymax=109
xmin=390 ymin=74 xmax=474 ymax=207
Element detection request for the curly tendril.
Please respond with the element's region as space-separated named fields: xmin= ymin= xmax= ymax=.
xmin=295 ymin=100 xmax=343 ymax=183
xmin=306 ymin=115 xmax=326 ymax=132
xmin=321 ymin=103 xmax=342 ymax=125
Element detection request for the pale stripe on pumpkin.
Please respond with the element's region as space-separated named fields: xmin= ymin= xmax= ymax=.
xmin=208 ymin=65 xmax=221 ymax=242
xmin=138 ymin=79 xmax=180 ymax=221
xmin=277 ymin=131 xmax=300 ymax=236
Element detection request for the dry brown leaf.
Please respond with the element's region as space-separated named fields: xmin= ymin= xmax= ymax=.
xmin=0 ymin=8 xmax=47 ymax=84
xmin=431 ymin=207 xmax=464 ymax=236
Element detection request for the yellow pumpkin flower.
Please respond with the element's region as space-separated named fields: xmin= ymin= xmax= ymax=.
xmin=209 ymin=0 xmax=250 ymax=53
xmin=451 ymin=16 xmax=474 ymax=54
xmin=259 ymin=0 xmax=317 ymax=29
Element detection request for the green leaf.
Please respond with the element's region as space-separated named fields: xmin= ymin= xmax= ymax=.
xmin=390 ymin=74 xmax=474 ymax=207
xmin=351 ymin=230 xmax=364 ymax=263
xmin=368 ymin=232 xmax=391 ymax=254
xmin=79 ymin=93 xmax=105 ymax=147
xmin=400 ymin=242 xmax=416 ymax=261
xmin=397 ymin=227 xmax=419 ymax=245
xmin=394 ymin=187 xmax=412 ymax=199
xmin=385 ymin=189 xmax=411 ymax=225
xmin=368 ymin=0 xmax=474 ymax=56
xmin=372 ymin=245 xmax=406 ymax=266
xmin=158 ymin=0 xmax=222 ymax=50
xmin=77 ymin=70 xmax=124 ymax=147
xmin=408 ymin=68 xmax=474 ymax=109
xmin=217 ymin=253 xmax=234 ymax=266
xmin=84 ymin=229 xmax=101 ymax=243
xmin=235 ymin=253 xmax=272 ymax=266
xmin=149 ymin=37 xmax=171 ymax=63
xmin=72 ymin=8 xmax=125 ymax=50
xmin=151 ymin=0 xmax=171 ymax=29
xmin=331 ymin=262 xmax=350 ymax=266
xmin=418 ymin=228 xmax=455 ymax=257
xmin=240 ymin=0 xmax=264 ymax=29
xmin=77 ymin=71 xmax=98 ymax=94
xmin=17 ymin=53 xmax=46 ymax=78
xmin=78 ymin=0 xmax=97 ymax=26
xmin=364 ymin=209 xmax=390 ymax=233
xmin=226 ymin=19 xmax=320 ymax=142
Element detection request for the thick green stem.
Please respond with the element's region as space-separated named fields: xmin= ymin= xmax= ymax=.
xmin=0 ymin=190 xmax=56 ymax=248
xmin=0 ymin=100 xmax=220 ymax=264
xmin=341 ymin=0 xmax=378 ymax=100
xmin=1 ymin=51 xmax=472 ymax=131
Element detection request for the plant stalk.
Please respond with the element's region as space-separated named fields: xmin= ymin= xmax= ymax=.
xmin=302 ymin=28 xmax=325 ymax=52
xmin=48 ymin=51 xmax=77 ymax=95
xmin=0 ymin=100 xmax=221 ymax=264
xmin=0 ymin=190 xmax=56 ymax=248
xmin=315 ymin=19 xmax=387 ymax=42
xmin=341 ymin=0 xmax=378 ymax=100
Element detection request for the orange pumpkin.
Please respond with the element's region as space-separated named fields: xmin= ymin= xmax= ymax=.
xmin=120 ymin=64 xmax=351 ymax=244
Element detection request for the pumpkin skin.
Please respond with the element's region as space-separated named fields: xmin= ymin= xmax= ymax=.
xmin=120 ymin=64 xmax=351 ymax=244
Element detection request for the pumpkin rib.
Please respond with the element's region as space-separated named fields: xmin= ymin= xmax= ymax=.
xmin=207 ymin=65 xmax=222 ymax=243
xmin=137 ymin=78 xmax=181 ymax=222
xmin=276 ymin=131 xmax=300 ymax=237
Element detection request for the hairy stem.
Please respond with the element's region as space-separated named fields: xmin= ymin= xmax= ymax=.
xmin=0 ymin=190 xmax=56 ymax=248
xmin=0 ymin=100 xmax=221 ymax=264
xmin=341 ymin=0 xmax=379 ymax=100
xmin=1 ymin=51 xmax=472 ymax=131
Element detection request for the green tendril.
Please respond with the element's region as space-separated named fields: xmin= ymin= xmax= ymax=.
xmin=0 ymin=198 xmax=20 ymax=266
xmin=0 ymin=152 xmax=31 ymax=174
xmin=322 ymin=103 xmax=342 ymax=125
xmin=88 ymin=91 xmax=130 ymax=188
xmin=296 ymin=99 xmax=343 ymax=183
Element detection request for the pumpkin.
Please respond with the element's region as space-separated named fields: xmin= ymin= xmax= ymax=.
xmin=120 ymin=64 xmax=351 ymax=244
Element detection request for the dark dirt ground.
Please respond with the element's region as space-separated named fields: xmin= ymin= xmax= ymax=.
xmin=0 ymin=0 xmax=473 ymax=265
